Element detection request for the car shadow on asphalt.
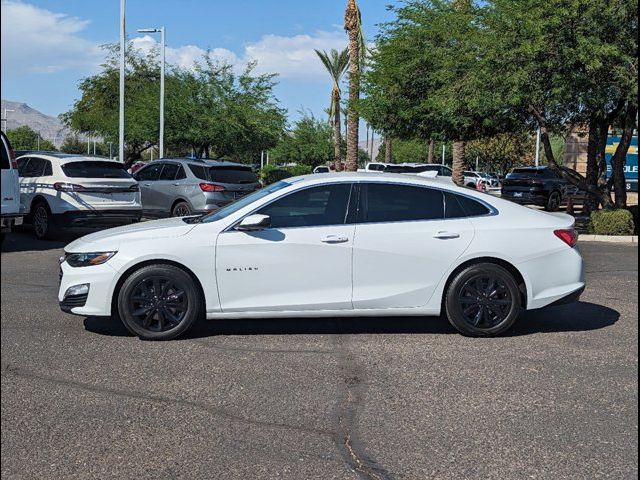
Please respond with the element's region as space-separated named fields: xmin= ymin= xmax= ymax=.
xmin=1 ymin=230 xmax=77 ymax=253
xmin=82 ymin=301 xmax=619 ymax=340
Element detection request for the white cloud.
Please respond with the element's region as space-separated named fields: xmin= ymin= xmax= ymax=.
xmin=0 ymin=0 xmax=102 ymax=74
xmin=1 ymin=1 xmax=349 ymax=81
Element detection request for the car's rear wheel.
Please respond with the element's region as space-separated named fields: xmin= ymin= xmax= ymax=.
xmin=117 ymin=264 xmax=203 ymax=340
xmin=545 ymin=191 xmax=561 ymax=212
xmin=445 ymin=263 xmax=522 ymax=337
xmin=172 ymin=201 xmax=192 ymax=217
xmin=32 ymin=202 xmax=57 ymax=240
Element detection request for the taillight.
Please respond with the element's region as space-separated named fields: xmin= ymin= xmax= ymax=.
xmin=54 ymin=182 xmax=87 ymax=192
xmin=199 ymin=183 xmax=225 ymax=192
xmin=9 ymin=149 xmax=17 ymax=169
xmin=554 ymin=229 xmax=578 ymax=247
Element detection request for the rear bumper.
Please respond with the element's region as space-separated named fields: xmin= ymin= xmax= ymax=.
xmin=501 ymin=192 xmax=548 ymax=206
xmin=546 ymin=285 xmax=585 ymax=308
xmin=53 ymin=210 xmax=142 ymax=228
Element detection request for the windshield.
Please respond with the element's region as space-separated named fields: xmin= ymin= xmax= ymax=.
xmin=62 ymin=161 xmax=131 ymax=179
xmin=195 ymin=181 xmax=291 ymax=224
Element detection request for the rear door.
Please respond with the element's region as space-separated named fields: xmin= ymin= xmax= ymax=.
xmin=1 ymin=134 xmax=20 ymax=216
xmin=352 ymin=183 xmax=475 ymax=309
xmin=154 ymin=162 xmax=183 ymax=214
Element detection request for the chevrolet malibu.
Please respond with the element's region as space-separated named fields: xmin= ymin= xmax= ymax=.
xmin=59 ymin=173 xmax=585 ymax=340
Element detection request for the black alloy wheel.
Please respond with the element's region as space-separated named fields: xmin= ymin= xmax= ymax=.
xmin=445 ymin=263 xmax=522 ymax=337
xmin=546 ymin=191 xmax=561 ymax=212
xmin=118 ymin=264 xmax=202 ymax=340
xmin=172 ymin=202 xmax=192 ymax=217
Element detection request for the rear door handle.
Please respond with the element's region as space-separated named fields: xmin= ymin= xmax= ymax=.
xmin=433 ymin=231 xmax=460 ymax=240
xmin=321 ymin=235 xmax=349 ymax=244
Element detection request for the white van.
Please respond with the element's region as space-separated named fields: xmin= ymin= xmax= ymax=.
xmin=1 ymin=131 xmax=23 ymax=243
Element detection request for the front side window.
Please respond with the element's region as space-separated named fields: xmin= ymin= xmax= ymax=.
xmin=359 ymin=184 xmax=445 ymax=223
xmin=136 ymin=163 xmax=163 ymax=181
xmin=62 ymin=161 xmax=131 ymax=179
xmin=257 ymin=183 xmax=352 ymax=229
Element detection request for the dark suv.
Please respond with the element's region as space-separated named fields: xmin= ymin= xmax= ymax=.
xmin=501 ymin=166 xmax=586 ymax=211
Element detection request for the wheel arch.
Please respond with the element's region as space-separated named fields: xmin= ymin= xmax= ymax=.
xmin=441 ymin=256 xmax=528 ymax=310
xmin=110 ymin=259 xmax=207 ymax=317
xmin=30 ymin=195 xmax=50 ymax=213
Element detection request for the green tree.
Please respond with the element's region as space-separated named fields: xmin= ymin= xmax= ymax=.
xmin=270 ymin=113 xmax=334 ymax=167
xmin=315 ymin=48 xmax=350 ymax=170
xmin=466 ymin=133 xmax=536 ymax=176
xmin=59 ymin=135 xmax=86 ymax=154
xmin=6 ymin=126 xmax=56 ymax=151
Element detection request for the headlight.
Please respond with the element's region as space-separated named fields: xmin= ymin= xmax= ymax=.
xmin=65 ymin=252 xmax=117 ymax=267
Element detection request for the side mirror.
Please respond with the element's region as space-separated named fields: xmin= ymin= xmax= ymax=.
xmin=236 ymin=214 xmax=271 ymax=232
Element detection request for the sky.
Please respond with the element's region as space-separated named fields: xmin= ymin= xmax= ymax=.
xmin=0 ymin=0 xmax=396 ymax=127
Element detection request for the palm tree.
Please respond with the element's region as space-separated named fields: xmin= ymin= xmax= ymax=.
xmin=344 ymin=0 xmax=366 ymax=171
xmin=452 ymin=141 xmax=465 ymax=186
xmin=315 ymin=48 xmax=349 ymax=171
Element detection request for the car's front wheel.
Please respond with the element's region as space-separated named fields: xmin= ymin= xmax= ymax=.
xmin=445 ymin=263 xmax=522 ymax=337
xmin=117 ymin=264 xmax=203 ymax=340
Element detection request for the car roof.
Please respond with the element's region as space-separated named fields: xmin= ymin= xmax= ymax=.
xmin=16 ymin=153 xmax=122 ymax=164
xmin=159 ymin=158 xmax=249 ymax=168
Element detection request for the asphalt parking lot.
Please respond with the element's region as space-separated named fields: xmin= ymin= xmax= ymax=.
xmin=1 ymin=232 xmax=638 ymax=480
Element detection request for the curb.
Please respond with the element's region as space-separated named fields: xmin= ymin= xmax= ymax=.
xmin=579 ymin=235 xmax=638 ymax=244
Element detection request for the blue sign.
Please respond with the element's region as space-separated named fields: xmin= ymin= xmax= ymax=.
xmin=606 ymin=135 xmax=638 ymax=192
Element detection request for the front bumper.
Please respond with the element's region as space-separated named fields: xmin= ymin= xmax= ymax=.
xmin=58 ymin=260 xmax=118 ymax=317
xmin=53 ymin=210 xmax=142 ymax=229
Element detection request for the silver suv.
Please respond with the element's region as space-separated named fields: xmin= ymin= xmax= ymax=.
xmin=134 ymin=159 xmax=262 ymax=217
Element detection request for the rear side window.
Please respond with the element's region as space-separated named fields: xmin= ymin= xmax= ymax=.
xmin=62 ymin=161 xmax=131 ymax=179
xmin=209 ymin=166 xmax=258 ymax=184
xmin=22 ymin=157 xmax=46 ymax=177
xmin=360 ymin=184 xmax=444 ymax=223
xmin=445 ymin=192 xmax=492 ymax=218
xmin=257 ymin=184 xmax=352 ymax=229
xmin=188 ymin=164 xmax=208 ymax=180
xmin=159 ymin=163 xmax=180 ymax=180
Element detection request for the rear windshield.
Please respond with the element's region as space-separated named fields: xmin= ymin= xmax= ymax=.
xmin=508 ymin=168 xmax=554 ymax=179
xmin=189 ymin=164 xmax=258 ymax=184
xmin=62 ymin=161 xmax=132 ymax=179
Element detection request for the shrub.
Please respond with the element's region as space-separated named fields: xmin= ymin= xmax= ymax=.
xmin=259 ymin=164 xmax=313 ymax=185
xmin=590 ymin=209 xmax=636 ymax=236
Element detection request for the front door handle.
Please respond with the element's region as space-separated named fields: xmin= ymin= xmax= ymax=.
xmin=143 ymin=183 xmax=151 ymax=187
xmin=433 ymin=231 xmax=460 ymax=240
xmin=321 ymin=235 xmax=349 ymax=244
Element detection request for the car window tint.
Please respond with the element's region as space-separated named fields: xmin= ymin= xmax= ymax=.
xmin=136 ymin=163 xmax=163 ymax=181
xmin=17 ymin=158 xmax=30 ymax=176
xmin=159 ymin=163 xmax=180 ymax=180
xmin=175 ymin=165 xmax=186 ymax=180
xmin=23 ymin=157 xmax=45 ymax=177
xmin=440 ymin=166 xmax=452 ymax=176
xmin=361 ymin=184 xmax=444 ymax=223
xmin=43 ymin=160 xmax=53 ymax=176
xmin=444 ymin=192 xmax=468 ymax=218
xmin=188 ymin=164 xmax=208 ymax=180
xmin=257 ymin=184 xmax=352 ymax=229
xmin=453 ymin=193 xmax=491 ymax=217
xmin=62 ymin=161 xmax=131 ymax=179
xmin=209 ymin=166 xmax=259 ymax=184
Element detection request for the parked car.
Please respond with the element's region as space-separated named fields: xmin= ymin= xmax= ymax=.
xmin=313 ymin=165 xmax=331 ymax=174
xmin=1 ymin=131 xmax=23 ymax=243
xmin=501 ymin=166 xmax=586 ymax=212
xmin=362 ymin=162 xmax=390 ymax=172
xmin=17 ymin=153 xmax=142 ymax=239
xmin=59 ymin=172 xmax=584 ymax=341
xmin=134 ymin=158 xmax=261 ymax=218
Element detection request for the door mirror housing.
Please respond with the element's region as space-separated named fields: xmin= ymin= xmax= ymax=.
xmin=236 ymin=214 xmax=271 ymax=232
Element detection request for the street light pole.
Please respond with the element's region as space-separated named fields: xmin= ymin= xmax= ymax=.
xmin=2 ymin=108 xmax=15 ymax=132
xmin=137 ymin=26 xmax=165 ymax=159
xmin=119 ymin=0 xmax=126 ymax=163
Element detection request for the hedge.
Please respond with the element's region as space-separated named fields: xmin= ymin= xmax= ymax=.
xmin=590 ymin=209 xmax=636 ymax=236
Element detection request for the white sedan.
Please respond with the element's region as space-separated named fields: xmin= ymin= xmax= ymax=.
xmin=59 ymin=173 xmax=585 ymax=340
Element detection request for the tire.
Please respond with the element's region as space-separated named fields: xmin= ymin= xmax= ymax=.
xmin=545 ymin=191 xmax=561 ymax=212
xmin=32 ymin=202 xmax=58 ymax=240
xmin=117 ymin=264 xmax=203 ymax=341
xmin=172 ymin=201 xmax=192 ymax=217
xmin=445 ymin=263 xmax=522 ymax=337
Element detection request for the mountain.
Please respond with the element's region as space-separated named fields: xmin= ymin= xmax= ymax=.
xmin=1 ymin=100 xmax=71 ymax=147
